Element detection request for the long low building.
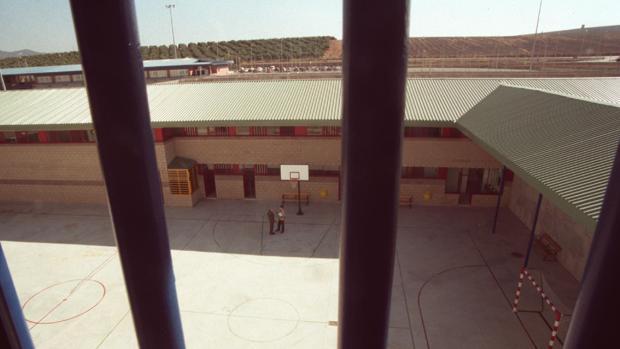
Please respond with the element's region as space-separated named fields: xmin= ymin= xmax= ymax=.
xmin=0 ymin=77 xmax=619 ymax=280
xmin=0 ymin=58 xmax=234 ymax=89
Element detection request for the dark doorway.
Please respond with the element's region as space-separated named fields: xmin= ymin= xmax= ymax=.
xmin=243 ymin=168 xmax=256 ymax=198
xmin=467 ymin=168 xmax=484 ymax=194
xmin=459 ymin=168 xmax=483 ymax=205
xmin=203 ymin=165 xmax=216 ymax=198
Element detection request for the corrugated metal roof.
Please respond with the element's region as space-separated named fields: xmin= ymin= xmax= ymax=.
xmin=1 ymin=78 xmax=620 ymax=130
xmin=457 ymin=85 xmax=620 ymax=229
xmin=0 ymin=58 xmax=232 ymax=76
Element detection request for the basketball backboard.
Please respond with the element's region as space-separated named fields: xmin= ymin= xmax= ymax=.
xmin=280 ymin=165 xmax=309 ymax=181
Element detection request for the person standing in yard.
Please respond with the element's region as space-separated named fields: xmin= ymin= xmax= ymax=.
xmin=267 ymin=209 xmax=275 ymax=235
xmin=276 ymin=204 xmax=286 ymax=233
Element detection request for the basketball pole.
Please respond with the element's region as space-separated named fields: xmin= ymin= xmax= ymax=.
xmin=297 ymin=180 xmax=304 ymax=215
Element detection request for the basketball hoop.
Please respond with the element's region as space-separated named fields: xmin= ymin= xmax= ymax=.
xmin=280 ymin=165 xmax=309 ymax=216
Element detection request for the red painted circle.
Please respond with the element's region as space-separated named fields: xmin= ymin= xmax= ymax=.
xmin=22 ymin=279 xmax=106 ymax=325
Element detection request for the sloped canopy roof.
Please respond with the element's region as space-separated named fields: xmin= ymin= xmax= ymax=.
xmin=1 ymin=78 xmax=619 ymax=130
xmin=457 ymin=85 xmax=620 ymax=230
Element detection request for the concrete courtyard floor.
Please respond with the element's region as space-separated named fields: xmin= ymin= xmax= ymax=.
xmin=0 ymin=200 xmax=580 ymax=348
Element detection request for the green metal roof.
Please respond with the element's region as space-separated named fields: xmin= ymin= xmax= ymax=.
xmin=457 ymin=85 xmax=620 ymax=230
xmin=1 ymin=78 xmax=619 ymax=130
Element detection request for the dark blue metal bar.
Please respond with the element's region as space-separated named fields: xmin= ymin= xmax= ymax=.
xmin=523 ymin=193 xmax=543 ymax=268
xmin=565 ymin=142 xmax=620 ymax=348
xmin=68 ymin=1 xmax=185 ymax=348
xmin=338 ymin=0 xmax=409 ymax=347
xmin=0 ymin=246 xmax=34 ymax=349
xmin=491 ymin=166 xmax=506 ymax=234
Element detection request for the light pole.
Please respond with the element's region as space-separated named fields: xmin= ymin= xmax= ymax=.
xmin=165 ymin=4 xmax=177 ymax=59
xmin=529 ymin=0 xmax=543 ymax=71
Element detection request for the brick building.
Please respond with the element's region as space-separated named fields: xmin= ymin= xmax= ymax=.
xmin=0 ymin=77 xmax=619 ymax=280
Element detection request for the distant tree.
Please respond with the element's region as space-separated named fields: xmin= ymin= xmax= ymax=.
xmin=158 ymin=45 xmax=170 ymax=59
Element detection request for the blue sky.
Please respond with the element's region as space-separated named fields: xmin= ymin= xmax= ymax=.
xmin=1 ymin=0 xmax=619 ymax=52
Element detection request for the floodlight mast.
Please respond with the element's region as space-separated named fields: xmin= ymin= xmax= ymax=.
xmin=529 ymin=0 xmax=543 ymax=71
xmin=165 ymin=4 xmax=177 ymax=59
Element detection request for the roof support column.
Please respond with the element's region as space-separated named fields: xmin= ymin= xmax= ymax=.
xmin=68 ymin=1 xmax=185 ymax=348
xmin=491 ymin=166 xmax=506 ymax=234
xmin=523 ymin=193 xmax=542 ymax=268
xmin=0 ymin=70 xmax=6 ymax=91
xmin=338 ymin=0 xmax=409 ymax=347
xmin=565 ymin=142 xmax=620 ymax=348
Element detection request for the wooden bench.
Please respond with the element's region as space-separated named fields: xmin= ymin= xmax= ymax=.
xmin=536 ymin=233 xmax=562 ymax=261
xmin=399 ymin=195 xmax=413 ymax=208
xmin=282 ymin=192 xmax=310 ymax=205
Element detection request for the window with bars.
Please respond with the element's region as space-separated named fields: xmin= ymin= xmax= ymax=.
xmin=213 ymin=164 xmax=241 ymax=175
xmin=322 ymin=126 xmax=341 ymax=136
xmin=36 ymin=76 xmax=53 ymax=84
xmin=148 ymin=70 xmax=168 ymax=78
xmin=481 ymin=168 xmax=501 ymax=193
xmin=255 ymin=164 xmax=280 ymax=176
xmin=55 ymin=75 xmax=71 ymax=83
xmin=280 ymin=127 xmax=295 ymax=136
xmin=402 ymin=166 xmax=440 ymax=179
xmin=237 ymin=127 xmax=250 ymax=136
xmin=250 ymin=127 xmax=268 ymax=136
xmin=183 ymin=128 xmax=198 ymax=136
xmin=307 ymin=126 xmax=323 ymax=136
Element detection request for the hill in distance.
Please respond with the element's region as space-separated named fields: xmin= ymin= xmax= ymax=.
xmin=0 ymin=37 xmax=334 ymax=69
xmin=323 ymin=25 xmax=620 ymax=59
xmin=0 ymin=49 xmax=40 ymax=60
xmin=1 ymin=25 xmax=619 ymax=69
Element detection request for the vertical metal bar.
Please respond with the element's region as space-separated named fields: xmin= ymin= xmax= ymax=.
xmin=0 ymin=246 xmax=34 ymax=349
xmin=68 ymin=1 xmax=185 ymax=348
xmin=565 ymin=142 xmax=620 ymax=348
xmin=491 ymin=166 xmax=506 ymax=234
xmin=523 ymin=193 xmax=543 ymax=268
xmin=338 ymin=0 xmax=409 ymax=347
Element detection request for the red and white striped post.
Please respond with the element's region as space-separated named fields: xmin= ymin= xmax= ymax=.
xmin=512 ymin=268 xmax=564 ymax=349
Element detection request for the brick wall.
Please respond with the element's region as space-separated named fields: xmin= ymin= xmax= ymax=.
xmin=0 ymin=144 xmax=107 ymax=204
xmin=471 ymin=184 xmax=511 ymax=207
xmin=255 ymin=176 xmax=339 ymax=202
xmin=0 ymin=137 xmax=503 ymax=208
xmin=0 ymin=144 xmax=102 ymax=181
xmin=508 ymin=175 xmax=593 ymax=280
xmin=0 ymin=183 xmax=106 ymax=204
xmin=402 ymin=138 xmax=500 ymax=168
xmin=172 ymin=137 xmax=341 ymax=166
xmin=400 ymin=178 xmax=459 ymax=206
xmin=172 ymin=137 xmax=499 ymax=168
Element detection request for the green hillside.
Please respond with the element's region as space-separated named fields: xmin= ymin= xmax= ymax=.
xmin=0 ymin=36 xmax=334 ymax=69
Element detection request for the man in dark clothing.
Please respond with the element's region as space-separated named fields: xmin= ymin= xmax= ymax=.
xmin=276 ymin=204 xmax=286 ymax=233
xmin=267 ymin=209 xmax=275 ymax=235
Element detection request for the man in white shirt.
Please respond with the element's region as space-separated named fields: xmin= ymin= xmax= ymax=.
xmin=276 ymin=204 xmax=286 ymax=233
